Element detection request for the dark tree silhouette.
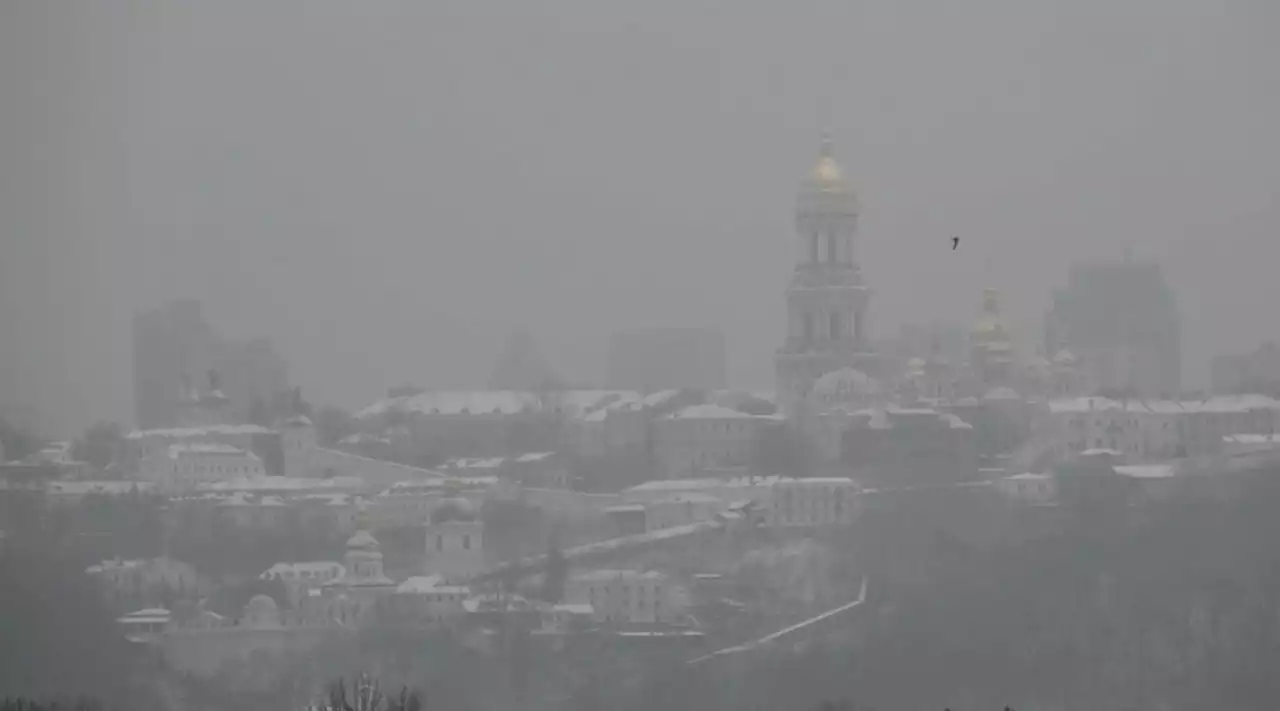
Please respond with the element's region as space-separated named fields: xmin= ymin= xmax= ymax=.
xmin=313 ymin=675 xmax=423 ymax=711
xmin=70 ymin=421 xmax=123 ymax=470
xmin=0 ymin=416 xmax=42 ymax=462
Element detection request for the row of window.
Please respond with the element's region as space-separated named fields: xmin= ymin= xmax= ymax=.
xmin=168 ymin=463 xmax=259 ymax=475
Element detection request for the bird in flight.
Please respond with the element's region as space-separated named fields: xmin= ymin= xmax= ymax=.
xmin=952 ymin=236 xmax=960 ymax=250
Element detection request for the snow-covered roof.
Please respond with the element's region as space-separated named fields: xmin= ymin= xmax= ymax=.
xmin=87 ymin=559 xmax=145 ymax=573
xmin=1005 ymin=473 xmax=1052 ymax=481
xmin=126 ymin=424 xmax=274 ymax=440
xmin=552 ymin=603 xmax=594 ymax=615
xmin=982 ymin=386 xmax=1021 ymax=401
xmin=1223 ymin=433 xmax=1280 ymax=444
xmin=167 ymin=442 xmax=255 ymax=458
xmin=381 ymin=476 xmax=497 ymax=495
xmin=661 ymin=404 xmax=781 ymax=420
xmin=625 ymin=475 xmax=847 ymax=495
xmin=515 ymin=452 xmax=555 ymax=463
xmin=648 ymin=492 xmax=725 ymax=505
xmin=1081 ymin=448 xmax=1124 ymax=456
xmin=448 ymin=457 xmax=507 ymax=470
xmin=605 ymin=504 xmax=646 ymax=513
xmin=1048 ymin=394 xmax=1280 ymax=415
xmin=396 ymin=575 xmax=470 ymax=595
xmin=197 ymin=475 xmax=364 ymax=492
xmin=355 ymin=390 xmax=646 ymax=420
xmin=572 ymin=568 xmax=666 ymax=583
xmin=1114 ymin=464 xmax=1178 ymax=479
xmin=118 ymin=608 xmax=171 ymax=625
xmin=217 ymin=492 xmax=288 ymax=507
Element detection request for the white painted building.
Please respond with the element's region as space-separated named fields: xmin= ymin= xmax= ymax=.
xmin=390 ymin=575 xmax=472 ymax=626
xmin=765 ymin=477 xmax=860 ymax=528
xmin=652 ymin=404 xmax=785 ymax=478
xmin=563 ymin=569 xmax=687 ymax=625
xmin=87 ymin=556 xmax=208 ymax=598
xmin=260 ymin=561 xmax=346 ymax=606
xmin=1034 ymin=395 xmax=1280 ymax=464
xmin=138 ymin=442 xmax=265 ymax=490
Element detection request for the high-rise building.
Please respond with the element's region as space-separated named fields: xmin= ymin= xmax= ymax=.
xmin=606 ymin=327 xmax=726 ymax=392
xmin=1044 ymin=258 xmax=1181 ymax=398
xmin=774 ymin=135 xmax=875 ymax=413
xmin=1211 ymin=342 xmax=1280 ymax=395
xmin=132 ymin=299 xmax=289 ymax=429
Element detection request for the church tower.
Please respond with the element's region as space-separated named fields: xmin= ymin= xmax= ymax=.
xmin=775 ymin=135 xmax=875 ymax=414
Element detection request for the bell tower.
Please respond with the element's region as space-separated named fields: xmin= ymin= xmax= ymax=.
xmin=775 ymin=135 xmax=876 ymax=415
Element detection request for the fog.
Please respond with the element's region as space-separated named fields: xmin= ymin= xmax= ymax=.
xmin=3 ymin=0 xmax=1279 ymax=435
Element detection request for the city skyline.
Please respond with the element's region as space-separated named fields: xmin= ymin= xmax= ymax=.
xmin=3 ymin=1 xmax=1278 ymax=436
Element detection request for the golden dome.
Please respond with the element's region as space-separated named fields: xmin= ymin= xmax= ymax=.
xmin=971 ymin=288 xmax=1009 ymax=339
xmin=804 ymin=135 xmax=855 ymax=196
xmin=906 ymin=357 xmax=927 ymax=371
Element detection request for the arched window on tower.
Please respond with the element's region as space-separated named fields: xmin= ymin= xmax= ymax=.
xmin=803 ymin=312 xmax=815 ymax=343
xmin=809 ymin=233 xmax=819 ymax=264
xmin=827 ymin=233 xmax=837 ymax=264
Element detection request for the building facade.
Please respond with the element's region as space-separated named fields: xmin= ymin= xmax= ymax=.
xmin=1211 ymin=342 xmax=1280 ymax=395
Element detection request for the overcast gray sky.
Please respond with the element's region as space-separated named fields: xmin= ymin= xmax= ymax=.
xmin=2 ymin=0 xmax=1278 ymax=436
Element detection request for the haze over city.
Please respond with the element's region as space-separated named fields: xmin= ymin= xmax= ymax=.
xmin=11 ymin=4 xmax=1280 ymax=711
xmin=3 ymin=0 xmax=1278 ymax=436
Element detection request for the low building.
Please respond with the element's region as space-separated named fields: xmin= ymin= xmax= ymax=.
xmin=87 ymin=556 xmax=209 ymax=600
xmin=840 ymin=407 xmax=979 ymax=487
xmin=563 ymin=569 xmax=687 ymax=625
xmin=995 ymin=473 xmax=1058 ymax=506
xmin=652 ymin=404 xmax=785 ymax=478
xmin=1033 ymin=394 xmax=1280 ymax=465
xmin=765 ymin=477 xmax=860 ymax=527
xmin=387 ymin=575 xmax=472 ymax=627
xmin=644 ymin=493 xmax=727 ymax=532
xmin=138 ymin=442 xmax=266 ymax=490
xmin=259 ymin=561 xmax=346 ymax=606
xmin=44 ymin=480 xmax=156 ymax=506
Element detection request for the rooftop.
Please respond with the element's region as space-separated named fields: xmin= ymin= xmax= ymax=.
xmin=167 ymin=442 xmax=255 ymax=458
xmin=662 ymin=404 xmax=782 ymax=420
xmin=126 ymin=424 xmax=274 ymax=440
xmin=1048 ymin=394 xmax=1280 ymax=415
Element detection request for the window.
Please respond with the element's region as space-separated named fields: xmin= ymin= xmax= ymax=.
xmin=463 ymin=534 xmax=471 ymax=550
xmin=827 ymin=233 xmax=837 ymax=263
xmin=830 ymin=312 xmax=841 ymax=340
xmin=803 ymin=312 xmax=815 ymax=343
xmin=435 ymin=534 xmax=443 ymax=552
xmin=809 ymin=233 xmax=819 ymax=263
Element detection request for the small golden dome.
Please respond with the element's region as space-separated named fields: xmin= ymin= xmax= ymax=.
xmin=906 ymin=357 xmax=927 ymax=371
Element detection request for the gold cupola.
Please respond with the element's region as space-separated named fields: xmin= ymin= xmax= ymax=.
xmin=802 ymin=134 xmax=856 ymax=197
xmin=971 ymin=288 xmax=1010 ymax=342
